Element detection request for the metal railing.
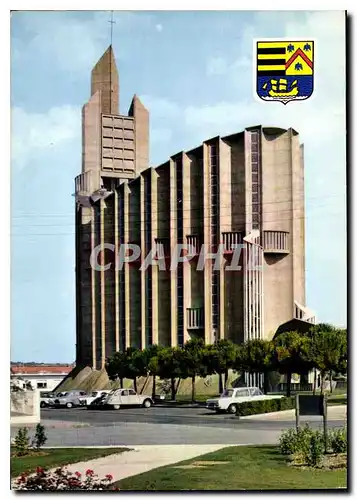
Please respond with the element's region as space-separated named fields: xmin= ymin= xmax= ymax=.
xmin=187 ymin=307 xmax=204 ymax=329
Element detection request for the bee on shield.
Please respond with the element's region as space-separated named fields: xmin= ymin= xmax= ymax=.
xmin=256 ymin=40 xmax=314 ymax=105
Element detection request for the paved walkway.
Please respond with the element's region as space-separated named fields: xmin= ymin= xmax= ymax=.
xmin=65 ymin=444 xmax=232 ymax=482
xmin=241 ymin=405 xmax=347 ymax=421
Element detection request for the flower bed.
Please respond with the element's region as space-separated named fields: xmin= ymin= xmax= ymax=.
xmin=13 ymin=467 xmax=118 ymax=491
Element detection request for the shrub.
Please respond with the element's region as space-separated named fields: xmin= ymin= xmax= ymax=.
xmin=279 ymin=425 xmax=339 ymax=467
xmin=32 ymin=424 xmax=47 ymax=450
xmin=13 ymin=467 xmax=116 ymax=491
xmin=236 ymin=397 xmax=295 ymax=417
xmin=330 ymin=426 xmax=347 ymax=454
xmin=14 ymin=428 xmax=30 ymax=457
xmin=305 ymin=431 xmax=324 ymax=467
xmin=279 ymin=424 xmax=314 ymax=456
xmin=279 ymin=428 xmax=299 ymax=455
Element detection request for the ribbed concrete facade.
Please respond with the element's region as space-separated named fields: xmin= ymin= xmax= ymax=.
xmin=75 ymin=47 xmax=315 ymax=369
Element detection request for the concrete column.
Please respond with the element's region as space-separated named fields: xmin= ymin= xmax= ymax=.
xmin=123 ymin=184 xmax=131 ymax=349
xmin=170 ymin=159 xmax=177 ymax=346
xmin=203 ymin=143 xmax=212 ymax=344
xmin=151 ymin=169 xmax=159 ymax=345
xmin=89 ymin=208 xmax=97 ymax=369
xmin=140 ymin=175 xmax=146 ymax=349
xmin=182 ymin=153 xmax=191 ymax=342
xmin=114 ymin=189 xmax=120 ymax=352
xmin=100 ymin=199 xmax=106 ymax=367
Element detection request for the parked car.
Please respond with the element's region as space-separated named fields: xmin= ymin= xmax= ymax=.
xmin=104 ymin=389 xmax=154 ymax=410
xmin=53 ymin=390 xmax=88 ymax=408
xmin=206 ymin=387 xmax=284 ymax=414
xmin=40 ymin=392 xmax=57 ymax=408
xmin=87 ymin=393 xmax=110 ymax=409
xmin=153 ymin=394 xmax=165 ymax=403
xmin=43 ymin=392 xmax=67 ymax=408
xmin=79 ymin=390 xmax=111 ymax=406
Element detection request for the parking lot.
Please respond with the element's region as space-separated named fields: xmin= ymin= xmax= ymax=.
xmin=17 ymin=404 xmax=343 ymax=448
xmin=41 ymin=404 xmax=344 ymax=430
xmin=42 ymin=404 xmax=243 ymax=428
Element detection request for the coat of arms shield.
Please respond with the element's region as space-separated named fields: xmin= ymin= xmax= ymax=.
xmin=256 ymin=40 xmax=314 ymax=104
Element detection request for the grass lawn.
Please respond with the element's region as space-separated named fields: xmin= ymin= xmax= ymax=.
xmin=328 ymin=394 xmax=347 ymax=406
xmin=116 ymin=445 xmax=347 ymax=491
xmin=11 ymin=447 xmax=128 ymax=478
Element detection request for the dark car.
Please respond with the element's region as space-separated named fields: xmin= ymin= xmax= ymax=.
xmin=87 ymin=393 xmax=108 ymax=409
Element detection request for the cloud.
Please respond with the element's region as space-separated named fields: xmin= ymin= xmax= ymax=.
xmin=151 ymin=127 xmax=173 ymax=144
xmin=206 ymin=57 xmax=228 ymax=76
xmin=155 ymin=23 xmax=163 ymax=32
xmin=11 ymin=105 xmax=80 ymax=169
xmin=206 ymin=56 xmax=250 ymax=76
xmin=140 ymin=95 xmax=181 ymax=120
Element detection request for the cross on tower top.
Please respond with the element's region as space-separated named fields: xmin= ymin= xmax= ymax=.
xmin=108 ymin=11 xmax=116 ymax=46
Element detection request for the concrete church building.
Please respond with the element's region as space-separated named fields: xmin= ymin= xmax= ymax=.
xmin=74 ymin=46 xmax=315 ymax=370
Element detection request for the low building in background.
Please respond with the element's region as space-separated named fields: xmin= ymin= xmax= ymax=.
xmin=10 ymin=364 xmax=74 ymax=392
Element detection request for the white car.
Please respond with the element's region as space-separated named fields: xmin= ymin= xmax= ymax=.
xmin=206 ymin=387 xmax=284 ymax=414
xmin=79 ymin=390 xmax=111 ymax=406
xmin=105 ymin=388 xmax=154 ymax=410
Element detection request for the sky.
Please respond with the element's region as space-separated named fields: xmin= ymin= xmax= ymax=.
xmin=11 ymin=10 xmax=346 ymax=363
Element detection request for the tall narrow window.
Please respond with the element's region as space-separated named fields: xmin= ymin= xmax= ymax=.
xmin=250 ymin=131 xmax=261 ymax=230
xmin=210 ymin=143 xmax=220 ymax=333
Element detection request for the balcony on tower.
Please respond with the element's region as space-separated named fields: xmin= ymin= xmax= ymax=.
xmin=154 ymin=238 xmax=170 ymax=260
xmin=222 ymin=231 xmax=244 ymax=254
xmin=187 ymin=307 xmax=204 ymax=329
xmin=262 ymin=231 xmax=289 ymax=254
xmin=186 ymin=234 xmax=203 ymax=257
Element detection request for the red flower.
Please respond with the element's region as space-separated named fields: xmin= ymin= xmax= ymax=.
xmin=85 ymin=469 xmax=94 ymax=476
xmin=36 ymin=467 xmax=44 ymax=474
xmin=75 ymin=471 xmax=82 ymax=478
xmin=105 ymin=474 xmax=113 ymax=481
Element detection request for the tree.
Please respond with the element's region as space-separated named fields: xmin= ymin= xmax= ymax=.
xmin=240 ymin=339 xmax=274 ymax=393
xmin=144 ymin=344 xmax=164 ymax=399
xmin=307 ymin=326 xmax=347 ymax=394
xmin=126 ymin=347 xmax=148 ymax=392
xmin=180 ymin=338 xmax=205 ymax=402
xmin=214 ymin=340 xmax=239 ymax=393
xmin=156 ymin=347 xmax=183 ymax=401
xmin=307 ymin=323 xmax=342 ymax=394
xmin=105 ymin=351 xmax=128 ymax=388
xmin=106 ymin=348 xmax=148 ymax=392
xmin=271 ymin=331 xmax=312 ymax=397
xmin=337 ymin=329 xmax=347 ymax=376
